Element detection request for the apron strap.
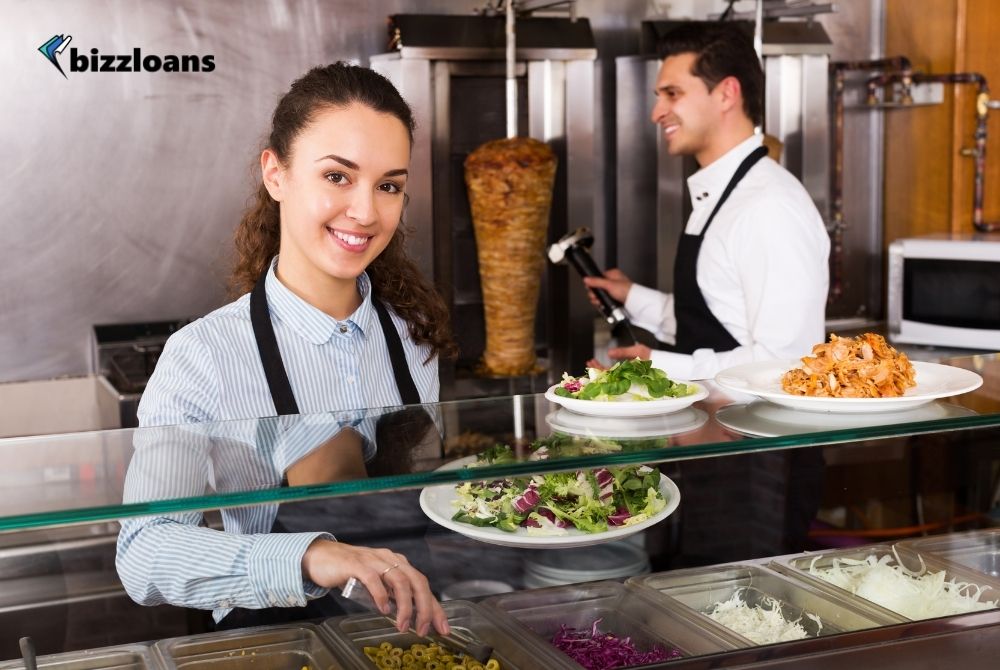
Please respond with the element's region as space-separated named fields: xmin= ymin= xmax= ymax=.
xmin=250 ymin=269 xmax=300 ymax=416
xmin=250 ymin=267 xmax=422 ymax=416
xmin=372 ymin=300 xmax=422 ymax=406
xmin=701 ymin=145 xmax=769 ymax=237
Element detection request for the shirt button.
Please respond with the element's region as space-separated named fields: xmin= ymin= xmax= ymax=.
xmin=701 ymin=191 xmax=709 ymax=198
xmin=339 ymin=325 xmax=348 ymax=334
xmin=220 ymin=600 xmax=231 ymax=608
xmin=347 ymin=375 xmax=356 ymax=384
xmin=286 ymin=595 xmax=297 ymax=606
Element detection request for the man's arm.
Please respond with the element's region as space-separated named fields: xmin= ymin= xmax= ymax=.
xmin=584 ymin=269 xmax=677 ymax=343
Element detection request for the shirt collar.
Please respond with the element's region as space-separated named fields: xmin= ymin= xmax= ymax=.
xmin=264 ymin=256 xmax=374 ymax=345
xmin=687 ymin=134 xmax=765 ymax=211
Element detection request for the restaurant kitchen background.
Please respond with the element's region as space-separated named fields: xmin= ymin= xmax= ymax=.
xmin=1 ymin=0 xmax=990 ymax=436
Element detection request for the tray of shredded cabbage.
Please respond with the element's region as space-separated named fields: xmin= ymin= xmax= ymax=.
xmin=628 ymin=564 xmax=890 ymax=649
xmin=774 ymin=545 xmax=1000 ymax=621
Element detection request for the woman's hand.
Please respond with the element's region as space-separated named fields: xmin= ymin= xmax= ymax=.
xmin=582 ymin=268 xmax=633 ymax=306
xmin=301 ymin=539 xmax=449 ymax=636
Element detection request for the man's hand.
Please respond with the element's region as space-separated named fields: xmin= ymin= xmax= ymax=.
xmin=582 ymin=268 xmax=633 ymax=307
xmin=607 ymin=343 xmax=652 ymax=362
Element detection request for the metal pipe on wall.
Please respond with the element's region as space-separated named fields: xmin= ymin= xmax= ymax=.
xmin=868 ymin=71 xmax=1000 ymax=233
xmin=828 ymin=56 xmax=912 ymax=304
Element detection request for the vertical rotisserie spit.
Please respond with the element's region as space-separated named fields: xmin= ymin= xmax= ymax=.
xmin=464 ymin=137 xmax=557 ymax=376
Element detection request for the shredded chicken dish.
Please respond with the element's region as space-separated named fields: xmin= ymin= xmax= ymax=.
xmin=781 ymin=333 xmax=916 ymax=398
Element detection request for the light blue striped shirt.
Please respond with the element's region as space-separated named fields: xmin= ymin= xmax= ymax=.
xmin=116 ymin=257 xmax=439 ymax=621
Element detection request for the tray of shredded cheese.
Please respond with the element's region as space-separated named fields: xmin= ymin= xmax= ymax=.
xmin=771 ymin=544 xmax=1000 ymax=622
xmin=628 ymin=564 xmax=894 ymax=648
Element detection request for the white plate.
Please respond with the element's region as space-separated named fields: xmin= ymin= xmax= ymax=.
xmin=714 ymin=360 xmax=983 ymax=413
xmin=544 ymin=382 xmax=708 ymax=417
xmin=715 ymin=400 xmax=978 ymax=438
xmin=545 ymin=407 xmax=708 ymax=439
xmin=418 ymin=457 xmax=680 ymax=549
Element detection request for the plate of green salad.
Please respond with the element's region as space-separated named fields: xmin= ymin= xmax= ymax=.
xmin=545 ymin=359 xmax=707 ymax=417
xmin=418 ymin=443 xmax=680 ymax=549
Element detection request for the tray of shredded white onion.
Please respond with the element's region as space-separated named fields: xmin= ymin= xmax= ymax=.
xmin=806 ymin=548 xmax=999 ymax=620
xmin=705 ymin=587 xmax=821 ymax=646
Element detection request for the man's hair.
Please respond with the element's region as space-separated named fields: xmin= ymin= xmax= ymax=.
xmin=658 ymin=22 xmax=764 ymax=126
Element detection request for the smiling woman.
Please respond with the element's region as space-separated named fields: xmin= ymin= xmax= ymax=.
xmin=116 ymin=63 xmax=455 ymax=640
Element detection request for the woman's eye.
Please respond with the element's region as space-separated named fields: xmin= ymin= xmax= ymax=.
xmin=325 ymin=172 xmax=348 ymax=185
xmin=378 ymin=182 xmax=403 ymax=194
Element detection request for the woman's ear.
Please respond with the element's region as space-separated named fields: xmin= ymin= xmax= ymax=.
xmin=261 ymin=149 xmax=285 ymax=202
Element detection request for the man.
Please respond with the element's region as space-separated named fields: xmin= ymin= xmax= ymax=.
xmin=586 ymin=23 xmax=830 ymax=380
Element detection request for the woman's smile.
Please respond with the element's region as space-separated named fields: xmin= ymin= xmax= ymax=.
xmin=327 ymin=226 xmax=373 ymax=253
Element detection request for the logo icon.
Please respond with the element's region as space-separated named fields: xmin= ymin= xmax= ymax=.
xmin=39 ymin=34 xmax=72 ymax=78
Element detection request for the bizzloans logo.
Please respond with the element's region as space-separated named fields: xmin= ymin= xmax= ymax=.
xmin=38 ymin=34 xmax=215 ymax=78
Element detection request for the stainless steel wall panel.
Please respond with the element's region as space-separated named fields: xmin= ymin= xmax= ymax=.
xmin=801 ymin=54 xmax=831 ymax=218
xmin=3 ymin=0 xmax=652 ymax=385
xmin=615 ymin=57 xmax=660 ymax=291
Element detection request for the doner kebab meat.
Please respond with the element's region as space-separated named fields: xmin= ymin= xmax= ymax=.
xmin=465 ymin=137 xmax=557 ymax=376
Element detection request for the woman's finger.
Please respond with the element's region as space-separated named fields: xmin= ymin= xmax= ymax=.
xmin=383 ymin=565 xmax=413 ymax=632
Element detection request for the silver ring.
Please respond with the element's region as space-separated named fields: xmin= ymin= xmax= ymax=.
xmin=380 ymin=562 xmax=400 ymax=577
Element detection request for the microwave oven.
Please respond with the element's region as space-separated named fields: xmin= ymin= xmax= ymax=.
xmin=887 ymin=233 xmax=1000 ymax=349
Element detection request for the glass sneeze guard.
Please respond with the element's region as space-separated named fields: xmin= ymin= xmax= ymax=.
xmin=0 ymin=353 xmax=997 ymax=533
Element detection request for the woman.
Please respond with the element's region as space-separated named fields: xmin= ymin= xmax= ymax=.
xmin=116 ymin=63 xmax=454 ymax=636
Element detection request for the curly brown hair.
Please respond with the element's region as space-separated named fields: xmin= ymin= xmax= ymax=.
xmin=231 ymin=62 xmax=456 ymax=360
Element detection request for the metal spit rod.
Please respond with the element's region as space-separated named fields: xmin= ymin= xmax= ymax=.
xmin=505 ymin=0 xmax=517 ymax=139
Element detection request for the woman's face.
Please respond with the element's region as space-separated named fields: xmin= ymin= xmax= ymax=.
xmin=263 ymin=103 xmax=410 ymax=286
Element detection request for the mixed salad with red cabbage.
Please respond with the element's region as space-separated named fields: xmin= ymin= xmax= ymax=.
xmin=554 ymin=359 xmax=695 ymax=402
xmin=451 ymin=442 xmax=666 ymax=534
xmin=550 ymin=618 xmax=683 ymax=669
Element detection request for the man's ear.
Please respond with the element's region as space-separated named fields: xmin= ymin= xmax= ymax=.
xmin=717 ymin=75 xmax=744 ymax=114
xmin=261 ymin=149 xmax=285 ymax=202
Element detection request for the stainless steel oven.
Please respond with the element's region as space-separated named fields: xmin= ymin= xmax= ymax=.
xmin=372 ymin=14 xmax=600 ymax=400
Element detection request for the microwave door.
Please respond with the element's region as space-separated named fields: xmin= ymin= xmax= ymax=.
xmin=890 ymin=249 xmax=1000 ymax=349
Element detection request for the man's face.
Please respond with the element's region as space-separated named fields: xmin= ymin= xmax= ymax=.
xmin=650 ymin=52 xmax=724 ymax=158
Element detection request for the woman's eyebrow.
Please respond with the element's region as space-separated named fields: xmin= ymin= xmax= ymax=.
xmin=316 ymin=154 xmax=407 ymax=178
xmin=316 ymin=153 xmax=359 ymax=169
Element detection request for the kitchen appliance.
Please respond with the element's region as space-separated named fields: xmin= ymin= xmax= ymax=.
xmin=371 ymin=13 xmax=599 ymax=399
xmin=91 ymin=320 xmax=190 ymax=427
xmin=548 ymin=227 xmax=636 ymax=345
xmin=887 ymin=233 xmax=1000 ymax=350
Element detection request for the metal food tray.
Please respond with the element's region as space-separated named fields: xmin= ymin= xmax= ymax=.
xmin=0 ymin=645 xmax=155 ymax=670
xmin=898 ymin=529 xmax=1000 ymax=581
xmin=482 ymin=580 xmax=737 ymax=667
xmin=154 ymin=623 xmax=349 ymax=670
xmin=770 ymin=543 xmax=1000 ymax=621
xmin=628 ymin=564 xmax=894 ymax=648
xmin=321 ymin=599 xmax=572 ymax=670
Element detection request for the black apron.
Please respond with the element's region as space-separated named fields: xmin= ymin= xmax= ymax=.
xmin=215 ymin=270 xmax=424 ymax=630
xmin=672 ymin=145 xmax=769 ymax=354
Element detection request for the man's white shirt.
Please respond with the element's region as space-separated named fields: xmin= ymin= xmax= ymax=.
xmin=624 ymin=134 xmax=830 ymax=380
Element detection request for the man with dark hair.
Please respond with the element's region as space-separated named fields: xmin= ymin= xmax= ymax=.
xmin=585 ymin=22 xmax=829 ymax=379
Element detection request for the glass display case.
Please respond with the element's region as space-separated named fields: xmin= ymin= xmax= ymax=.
xmin=1 ymin=353 xmax=998 ymax=669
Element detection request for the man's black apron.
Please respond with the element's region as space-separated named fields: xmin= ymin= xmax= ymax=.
xmin=666 ymin=145 xmax=826 ymax=565
xmin=215 ymin=271 xmax=425 ymax=629
xmin=671 ymin=145 xmax=769 ymax=354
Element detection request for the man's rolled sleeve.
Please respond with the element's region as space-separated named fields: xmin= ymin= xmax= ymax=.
xmin=625 ymin=284 xmax=676 ymax=344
